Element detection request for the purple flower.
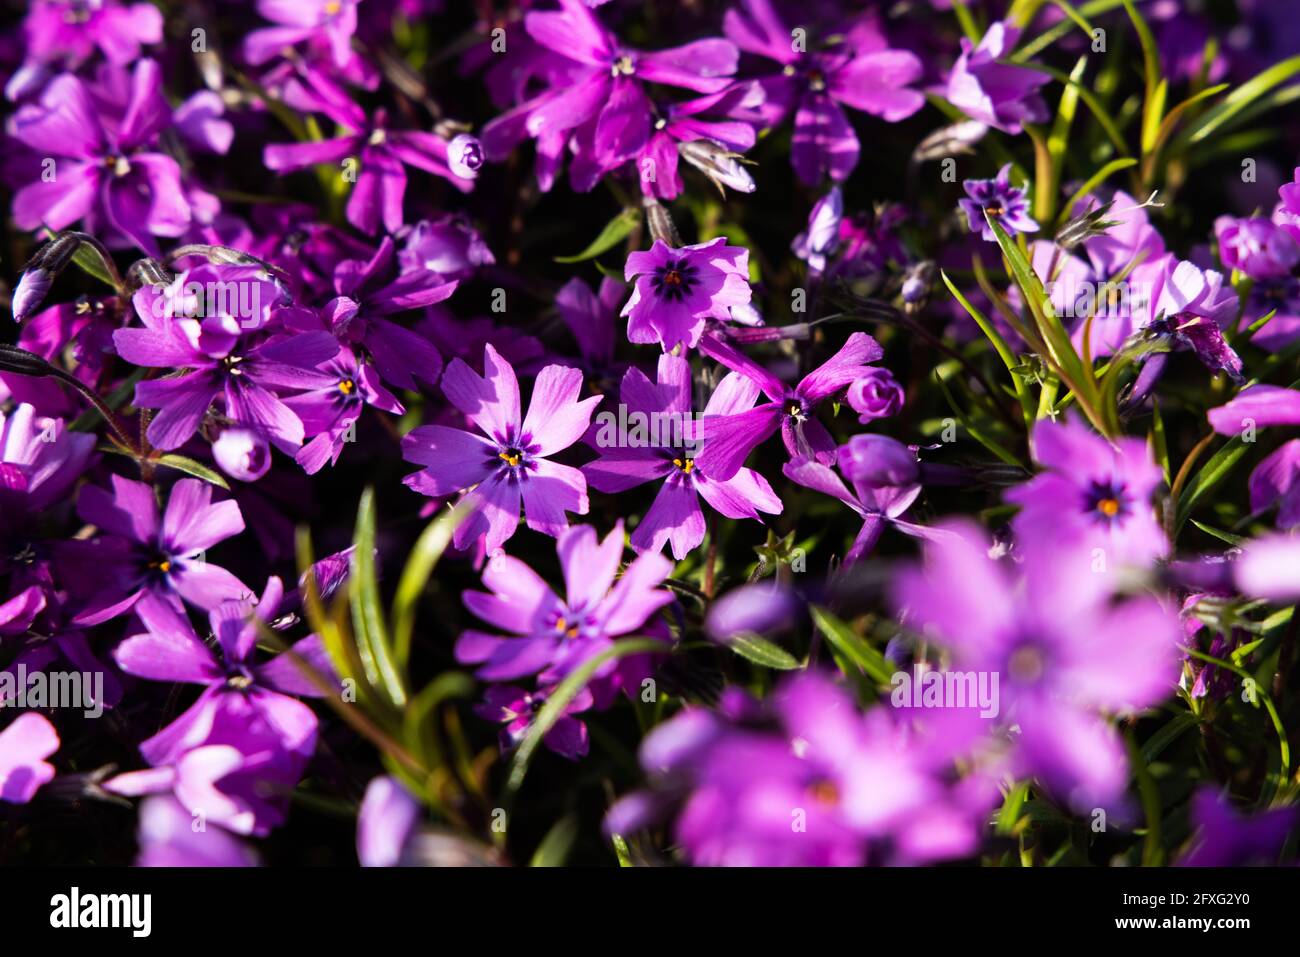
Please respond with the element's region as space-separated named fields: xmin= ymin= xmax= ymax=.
xmin=945 ymin=23 xmax=1049 ymax=134
xmin=607 ymin=672 xmax=988 ymax=865
xmin=1178 ymin=788 xmax=1298 ymax=866
xmin=70 ymin=476 xmax=249 ymax=625
xmin=7 ymin=61 xmax=190 ymax=253
xmin=112 ymin=577 xmax=332 ymax=767
xmin=454 ymin=521 xmax=673 ymax=682
xmin=304 ymin=236 xmax=458 ymax=392
xmin=1006 ymin=417 xmax=1168 ymax=570
xmin=1137 ymin=256 xmax=1243 ymax=386
xmin=724 ymin=0 xmax=924 ymax=185
xmin=0 ymin=403 xmax=95 ymax=519
xmin=792 ymin=187 xmax=843 ymax=272
xmin=784 ymin=437 xmax=947 ymax=566
xmin=475 ymin=684 xmax=594 ymax=760
xmin=1234 ymin=534 xmax=1300 ymax=602
xmin=135 ymin=795 xmax=259 ymax=867
xmin=555 ymin=275 xmax=624 ymax=375
xmin=401 ymin=344 xmax=601 ymax=553
xmin=398 ymin=216 xmax=495 ymax=282
xmin=959 ymin=164 xmax=1039 ymax=241
xmin=480 ymin=0 xmax=740 ymax=191
xmin=244 ymin=0 xmax=360 ymax=69
xmin=583 ymin=354 xmax=781 ymax=559
xmin=1249 ymin=439 xmax=1300 ymax=529
xmin=893 ymin=522 xmax=1181 ymax=811
xmin=622 ymin=238 xmax=752 ymax=352
xmin=114 ymin=264 xmax=340 ymax=451
xmin=263 ymin=67 xmax=478 ymax=234
xmin=357 ymin=776 xmax=422 ymax=867
xmin=635 ymin=83 xmax=763 ymax=199
xmin=283 ymin=348 xmax=404 ymax=474
xmin=704 ymin=582 xmax=800 ymax=642
xmin=1209 ymin=385 xmax=1300 ymax=434
xmin=1215 ymin=215 xmax=1300 ymax=280
xmin=695 ymin=331 xmax=886 ymax=480
xmin=845 ymin=368 xmax=904 ymax=423
xmin=0 ymin=713 xmax=59 ymax=804
xmin=16 ymin=0 xmax=162 ymax=76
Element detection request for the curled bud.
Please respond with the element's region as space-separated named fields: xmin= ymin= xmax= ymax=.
xmin=901 ymin=260 xmax=935 ymax=305
xmin=641 ymin=196 xmax=682 ymax=247
xmin=678 ymin=139 xmax=756 ymax=195
xmin=846 ymin=368 xmax=905 ymax=423
xmin=838 ymin=434 xmax=920 ymax=488
xmin=11 ymin=269 xmax=52 ymax=323
xmin=212 ymin=427 xmax=272 ymax=482
xmin=447 ymin=134 xmax=484 ymax=180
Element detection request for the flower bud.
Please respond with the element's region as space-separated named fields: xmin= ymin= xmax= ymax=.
xmin=447 ymin=134 xmax=484 ymax=179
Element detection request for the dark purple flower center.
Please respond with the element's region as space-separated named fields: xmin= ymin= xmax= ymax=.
xmin=983 ymin=202 xmax=1006 ymax=218
xmin=1084 ymin=479 xmax=1130 ymax=525
xmin=805 ymin=775 xmax=840 ymax=806
xmin=651 ymin=259 xmax=699 ymax=303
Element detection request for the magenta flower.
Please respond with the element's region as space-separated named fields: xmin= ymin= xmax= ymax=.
xmin=264 ymin=67 xmax=479 ymax=234
xmin=1215 ymin=215 xmax=1300 ymax=280
xmin=783 ymin=436 xmax=949 ymax=566
xmin=298 ymin=236 xmax=458 ymax=392
xmin=114 ymin=265 xmax=341 ymax=452
xmin=283 ymin=347 xmax=403 ymax=474
xmin=475 ymin=684 xmax=594 ymax=760
xmin=1249 ymin=439 xmax=1300 ymax=529
xmin=583 ymin=354 xmax=781 ymax=559
xmin=695 ymin=331 xmax=886 ymax=480
xmin=792 ymin=187 xmax=844 ymax=272
xmin=401 ymin=344 xmax=601 ymax=553
xmin=1209 ymin=385 xmax=1300 ymax=434
xmin=135 ymin=795 xmax=259 ymax=867
xmin=845 ymin=368 xmax=904 ymax=423
xmin=357 ymin=776 xmax=421 ymax=867
xmin=622 ymin=238 xmax=752 ymax=352
xmin=1006 ymin=418 xmax=1168 ymax=571
xmin=607 ymin=672 xmax=989 ymax=866
xmin=7 ymin=61 xmax=190 ymax=253
xmin=959 ymin=164 xmax=1039 ymax=241
xmin=897 ymin=523 xmax=1180 ymax=811
xmin=945 ymin=23 xmax=1049 ymax=134
xmin=244 ymin=0 xmax=360 ymax=69
xmin=70 ymin=476 xmax=249 ymax=625
xmin=0 ymin=713 xmax=59 ymax=804
xmin=1178 ymin=789 xmax=1298 ymax=866
xmin=9 ymin=0 xmax=162 ymax=98
xmin=480 ymin=0 xmax=739 ymax=191
xmin=724 ymin=0 xmax=924 ymax=184
xmin=634 ymin=83 xmax=762 ymax=199
xmin=112 ymin=577 xmax=332 ymax=767
xmin=455 ymin=521 xmax=673 ymax=682
xmin=0 ymin=403 xmax=95 ymax=521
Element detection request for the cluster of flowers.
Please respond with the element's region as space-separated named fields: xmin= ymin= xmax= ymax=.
xmin=2 ymin=0 xmax=1300 ymax=869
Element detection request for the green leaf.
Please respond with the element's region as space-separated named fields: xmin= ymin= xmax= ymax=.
xmin=1139 ymin=711 xmax=1200 ymax=765
xmin=391 ymin=503 xmax=465 ymax=669
xmin=1168 ymin=54 xmax=1300 ymax=152
xmin=351 ymin=487 xmax=407 ymax=708
xmin=725 ymin=631 xmax=802 ymax=670
xmin=1189 ymin=520 xmax=1246 ymax=547
xmin=554 ymin=208 xmax=641 ymax=263
xmin=152 ymin=454 xmax=230 ymax=489
xmin=401 ymin=671 xmax=475 ymax=772
xmin=1175 ymin=436 xmax=1249 ymax=535
xmin=530 ymin=814 xmax=579 ymax=867
xmin=810 ymin=606 xmax=894 ymax=686
xmin=506 ymin=637 xmax=666 ymax=797
xmin=69 ymin=242 xmax=118 ymax=288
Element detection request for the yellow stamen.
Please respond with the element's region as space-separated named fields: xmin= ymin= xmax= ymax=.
xmin=338 ymin=378 xmax=356 ymax=395
xmin=1097 ymin=497 xmax=1120 ymax=517
xmin=499 ymin=450 xmax=522 ymax=467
